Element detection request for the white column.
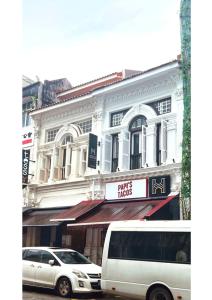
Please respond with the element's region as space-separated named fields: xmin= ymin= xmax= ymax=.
xmin=49 ymin=146 xmax=58 ymax=182
xmin=166 ymin=120 xmax=177 ymax=164
xmin=32 ymin=120 xmax=41 ymax=183
xmin=92 ymin=110 xmax=103 ymax=173
xmin=79 ymin=146 xmax=87 ymax=177
xmin=173 ymin=88 xmax=184 ymax=163
xmin=146 ymin=123 xmax=157 ymax=167
xmin=118 ymin=130 xmax=130 ymax=171
xmin=65 ymin=143 xmax=71 ymax=178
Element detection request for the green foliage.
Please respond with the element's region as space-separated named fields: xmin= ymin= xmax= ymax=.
xmin=30 ymin=96 xmax=38 ymax=109
xmin=180 ymin=0 xmax=191 ymax=219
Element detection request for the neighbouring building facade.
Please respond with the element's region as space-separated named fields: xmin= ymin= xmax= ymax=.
xmin=22 ymin=77 xmax=72 ymax=205
xmin=23 ymin=60 xmax=183 ymax=265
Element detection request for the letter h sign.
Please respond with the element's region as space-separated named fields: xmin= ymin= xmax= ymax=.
xmin=148 ymin=175 xmax=170 ymax=197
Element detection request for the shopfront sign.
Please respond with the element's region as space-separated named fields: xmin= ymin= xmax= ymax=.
xmin=105 ymin=179 xmax=147 ymax=200
xmin=22 ymin=127 xmax=34 ymax=148
xmin=149 ymin=175 xmax=171 ymax=197
xmin=88 ymin=133 xmax=98 ymax=169
xmin=22 ymin=149 xmax=30 ymax=185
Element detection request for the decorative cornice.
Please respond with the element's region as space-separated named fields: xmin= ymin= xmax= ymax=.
xmin=85 ymin=163 xmax=182 ymax=183
xmin=39 ymin=101 xmax=95 ymax=122
xmin=31 ymin=178 xmax=90 ymax=193
xmin=174 ymin=88 xmax=183 ymax=101
xmin=93 ymin=111 xmax=103 ymax=121
xmin=104 ymin=75 xmax=180 ymax=106
xmin=147 ymin=113 xmax=177 ymax=125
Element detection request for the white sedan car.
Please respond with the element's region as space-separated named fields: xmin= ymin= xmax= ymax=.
xmin=22 ymin=247 xmax=102 ymax=298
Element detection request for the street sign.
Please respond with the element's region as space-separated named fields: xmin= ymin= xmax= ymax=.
xmin=22 ymin=149 xmax=30 ymax=186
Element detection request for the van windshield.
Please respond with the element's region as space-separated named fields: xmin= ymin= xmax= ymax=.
xmin=53 ymin=251 xmax=91 ymax=264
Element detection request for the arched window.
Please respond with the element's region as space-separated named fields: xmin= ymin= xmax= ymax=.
xmin=62 ymin=135 xmax=72 ymax=145
xmin=129 ymin=115 xmax=147 ymax=169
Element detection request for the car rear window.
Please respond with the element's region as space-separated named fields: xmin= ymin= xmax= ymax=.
xmin=23 ymin=249 xmax=41 ymax=262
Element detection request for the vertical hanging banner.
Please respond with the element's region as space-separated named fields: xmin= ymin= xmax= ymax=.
xmin=88 ymin=133 xmax=97 ymax=169
xmin=22 ymin=149 xmax=30 ymax=185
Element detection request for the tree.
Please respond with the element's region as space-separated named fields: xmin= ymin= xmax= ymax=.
xmin=180 ymin=0 xmax=191 ymax=219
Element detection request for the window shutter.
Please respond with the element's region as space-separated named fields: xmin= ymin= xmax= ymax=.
xmin=53 ymin=148 xmax=60 ymax=180
xmin=39 ymin=169 xmax=45 ymax=182
xmin=103 ymin=135 xmax=112 ymax=172
xmin=161 ymin=120 xmax=167 ymax=163
xmin=53 ymin=167 xmax=59 ymax=180
xmin=65 ymin=145 xmax=71 ymax=178
xmin=121 ymin=132 xmax=130 ymax=170
xmin=142 ymin=125 xmax=147 ymax=167
xmin=58 ymin=148 xmax=63 ymax=167
xmin=39 ymin=156 xmax=46 ymax=182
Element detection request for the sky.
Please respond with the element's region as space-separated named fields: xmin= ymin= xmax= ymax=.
xmin=23 ymin=0 xmax=181 ymax=86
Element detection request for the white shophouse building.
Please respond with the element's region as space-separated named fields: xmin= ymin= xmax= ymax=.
xmin=23 ymin=60 xmax=183 ymax=264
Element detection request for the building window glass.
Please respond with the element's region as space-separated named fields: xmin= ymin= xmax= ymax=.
xmin=74 ymin=118 xmax=92 ymax=133
xmin=60 ymin=135 xmax=73 ymax=180
xmin=46 ymin=128 xmax=60 ymax=143
xmin=156 ymin=123 xmax=162 ymax=166
xmin=111 ymin=109 xmax=129 ymax=127
xmin=108 ymin=231 xmax=190 ymax=264
xmin=111 ymin=134 xmax=119 ymax=172
xmin=129 ymin=115 xmax=147 ymax=170
xmin=148 ymin=98 xmax=171 ymax=115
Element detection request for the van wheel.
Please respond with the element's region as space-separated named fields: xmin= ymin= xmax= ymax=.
xmin=149 ymin=286 xmax=172 ymax=300
xmin=56 ymin=277 xmax=72 ymax=298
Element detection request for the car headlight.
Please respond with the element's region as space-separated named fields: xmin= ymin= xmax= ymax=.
xmin=72 ymin=269 xmax=87 ymax=279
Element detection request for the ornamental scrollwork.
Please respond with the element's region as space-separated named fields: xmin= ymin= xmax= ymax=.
xmin=93 ymin=111 xmax=103 ymax=121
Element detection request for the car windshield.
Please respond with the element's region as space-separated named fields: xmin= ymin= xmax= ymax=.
xmin=53 ymin=251 xmax=91 ymax=264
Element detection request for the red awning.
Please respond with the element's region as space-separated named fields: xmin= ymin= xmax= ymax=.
xmin=67 ymin=195 xmax=177 ymax=227
xmin=50 ymin=199 xmax=104 ymax=222
xmin=23 ymin=207 xmax=70 ymax=227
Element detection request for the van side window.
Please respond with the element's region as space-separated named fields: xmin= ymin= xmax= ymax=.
xmin=108 ymin=231 xmax=162 ymax=261
xmin=108 ymin=231 xmax=190 ymax=264
xmin=164 ymin=232 xmax=191 ymax=264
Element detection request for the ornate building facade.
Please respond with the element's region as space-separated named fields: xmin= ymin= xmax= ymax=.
xmin=23 ymin=60 xmax=183 ymax=265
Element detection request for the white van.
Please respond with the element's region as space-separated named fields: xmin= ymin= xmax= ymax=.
xmin=101 ymin=220 xmax=191 ymax=300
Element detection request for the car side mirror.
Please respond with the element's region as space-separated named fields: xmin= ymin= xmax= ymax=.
xmin=49 ymin=259 xmax=55 ymax=266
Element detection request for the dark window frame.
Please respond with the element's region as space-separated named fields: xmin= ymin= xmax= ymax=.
xmin=156 ymin=123 xmax=162 ymax=166
xmin=148 ymin=97 xmax=171 ymax=115
xmin=129 ymin=115 xmax=147 ymax=170
xmin=110 ymin=109 xmax=129 ymax=127
xmin=111 ymin=133 xmax=119 ymax=172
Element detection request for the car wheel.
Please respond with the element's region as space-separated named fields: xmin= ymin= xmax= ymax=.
xmin=56 ymin=277 xmax=72 ymax=298
xmin=149 ymin=286 xmax=172 ymax=300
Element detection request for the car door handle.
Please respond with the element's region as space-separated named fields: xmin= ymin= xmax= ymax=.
xmin=30 ymin=264 xmax=35 ymax=267
xmin=37 ymin=266 xmax=42 ymax=268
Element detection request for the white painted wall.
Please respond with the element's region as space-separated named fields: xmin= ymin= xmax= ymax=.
xmin=27 ymin=62 xmax=183 ymax=209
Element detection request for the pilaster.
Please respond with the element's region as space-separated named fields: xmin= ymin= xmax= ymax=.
xmin=146 ymin=124 xmax=157 ymax=167
xmin=166 ymin=120 xmax=177 ymax=164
